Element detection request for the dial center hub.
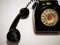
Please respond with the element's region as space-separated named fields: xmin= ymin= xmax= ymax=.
xmin=47 ymin=14 xmax=52 ymax=20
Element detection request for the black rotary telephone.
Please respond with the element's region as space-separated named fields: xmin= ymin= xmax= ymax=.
xmin=7 ymin=0 xmax=60 ymax=43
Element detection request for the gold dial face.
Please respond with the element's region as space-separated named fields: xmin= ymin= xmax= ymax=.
xmin=41 ymin=9 xmax=58 ymax=26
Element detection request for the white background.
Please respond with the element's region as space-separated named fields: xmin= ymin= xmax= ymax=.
xmin=0 ymin=0 xmax=60 ymax=45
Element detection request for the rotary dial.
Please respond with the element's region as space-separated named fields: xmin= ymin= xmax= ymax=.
xmin=41 ymin=9 xmax=58 ymax=26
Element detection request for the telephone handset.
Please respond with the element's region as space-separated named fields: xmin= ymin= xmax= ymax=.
xmin=7 ymin=0 xmax=60 ymax=43
xmin=7 ymin=8 xmax=29 ymax=42
xmin=7 ymin=0 xmax=38 ymax=42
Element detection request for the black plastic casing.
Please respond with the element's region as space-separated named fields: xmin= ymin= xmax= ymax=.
xmin=34 ymin=1 xmax=60 ymax=34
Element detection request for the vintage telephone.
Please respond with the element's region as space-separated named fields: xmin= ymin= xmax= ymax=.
xmin=7 ymin=0 xmax=60 ymax=43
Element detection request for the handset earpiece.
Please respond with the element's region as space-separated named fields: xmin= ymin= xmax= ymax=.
xmin=7 ymin=7 xmax=29 ymax=42
xmin=7 ymin=28 xmax=20 ymax=42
